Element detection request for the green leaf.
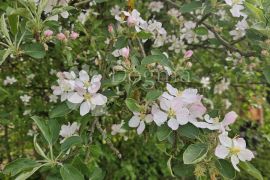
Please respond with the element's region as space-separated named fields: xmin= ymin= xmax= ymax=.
xmin=103 ymin=72 xmax=126 ymax=87
xmin=15 ymin=164 xmax=46 ymax=180
xmin=245 ymin=2 xmax=265 ymax=23
xmin=125 ymin=98 xmax=141 ymax=112
xmin=263 ymin=66 xmax=270 ymax=84
xmin=115 ymin=37 xmax=128 ymax=49
xmin=61 ymin=136 xmax=82 ymax=152
xmin=72 ymin=157 xmax=91 ymax=177
xmin=146 ymin=90 xmax=162 ymax=101
xmin=48 ymin=119 xmax=60 ymax=144
xmin=8 ymin=14 xmax=18 ymax=35
xmin=239 ymin=162 xmax=263 ymax=180
xmin=178 ymin=123 xmax=200 ymax=139
xmin=156 ymin=125 xmax=172 ymax=141
xmin=0 ymin=48 xmax=12 ymax=65
xmin=195 ymin=27 xmax=208 ymax=35
xmin=215 ymin=159 xmax=236 ymax=179
xmin=33 ymin=134 xmax=49 ymax=159
xmin=60 ymin=164 xmax=84 ymax=180
xmin=141 ymin=54 xmax=172 ymax=69
xmin=3 ymin=158 xmax=40 ymax=177
xmin=172 ymin=161 xmax=194 ymax=177
xmin=31 ymin=116 xmax=52 ymax=145
xmin=137 ymin=31 xmax=152 ymax=39
xmin=180 ymin=1 xmax=202 ymax=13
xmin=22 ymin=43 xmax=46 ymax=59
xmin=49 ymin=103 xmax=72 ymax=118
xmin=0 ymin=14 xmax=10 ymax=40
xmin=183 ymin=143 xmax=208 ymax=164
xmin=89 ymin=167 xmax=104 ymax=180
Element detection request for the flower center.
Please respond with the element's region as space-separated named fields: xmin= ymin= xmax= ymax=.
xmin=230 ymin=147 xmax=241 ymax=154
xmin=84 ymin=93 xmax=92 ymax=100
xmin=168 ymin=108 xmax=176 ymax=117
xmin=140 ymin=113 xmax=146 ymax=120
xmin=84 ymin=81 xmax=90 ymax=88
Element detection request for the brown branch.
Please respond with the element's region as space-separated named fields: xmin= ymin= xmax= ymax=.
xmin=95 ymin=120 xmax=122 ymax=159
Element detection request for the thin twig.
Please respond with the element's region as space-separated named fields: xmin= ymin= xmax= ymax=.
xmin=162 ymin=0 xmax=256 ymax=57
xmin=95 ymin=120 xmax=122 ymax=159
xmin=136 ymin=37 xmax=146 ymax=57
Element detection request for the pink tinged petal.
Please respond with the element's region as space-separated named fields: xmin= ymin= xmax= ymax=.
xmin=231 ymin=155 xmax=240 ymax=171
xmin=176 ymin=108 xmax=189 ymax=125
xmin=68 ymin=92 xmax=84 ymax=104
xmin=128 ymin=115 xmax=140 ymax=127
xmin=189 ymin=103 xmax=207 ymax=118
xmin=91 ymin=93 xmax=107 ymax=105
xmin=218 ymin=134 xmax=233 ymax=147
xmin=223 ymin=111 xmax=238 ymax=126
xmin=225 ymin=0 xmax=233 ymax=6
xmin=88 ymin=82 xmax=101 ymax=93
xmin=168 ymin=118 xmax=179 ymax=130
xmin=215 ymin=145 xmax=229 ymax=159
xmin=80 ymin=101 xmax=91 ymax=116
xmin=79 ymin=70 xmax=89 ymax=82
xmin=137 ymin=121 xmax=145 ymax=135
xmin=166 ymin=83 xmax=178 ymax=96
xmin=190 ymin=120 xmax=209 ymax=128
xmin=238 ymin=149 xmax=254 ymax=161
xmin=235 ymin=138 xmax=246 ymax=149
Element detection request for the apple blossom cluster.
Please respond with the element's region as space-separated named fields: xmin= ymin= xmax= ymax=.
xmin=115 ymin=9 xmax=167 ymax=47
xmin=43 ymin=30 xmax=79 ymax=41
xmin=59 ymin=122 xmax=80 ymax=142
xmin=51 ymin=70 xmax=107 ymax=116
xmin=125 ymin=83 xmax=254 ymax=171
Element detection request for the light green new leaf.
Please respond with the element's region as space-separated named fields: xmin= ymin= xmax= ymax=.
xmin=3 ymin=158 xmax=40 ymax=177
xmin=33 ymin=134 xmax=49 ymax=160
xmin=125 ymin=98 xmax=141 ymax=112
xmin=146 ymin=90 xmax=162 ymax=101
xmin=61 ymin=136 xmax=82 ymax=152
xmin=15 ymin=164 xmax=47 ymax=180
xmin=0 ymin=48 xmax=12 ymax=65
xmin=31 ymin=116 xmax=52 ymax=145
xmin=180 ymin=1 xmax=202 ymax=13
xmin=263 ymin=66 xmax=270 ymax=84
xmin=49 ymin=103 xmax=72 ymax=118
xmin=178 ymin=123 xmax=200 ymax=139
xmin=183 ymin=143 xmax=208 ymax=164
xmin=245 ymin=2 xmax=266 ymax=23
xmin=141 ymin=54 xmax=172 ymax=69
xmin=239 ymin=162 xmax=263 ymax=180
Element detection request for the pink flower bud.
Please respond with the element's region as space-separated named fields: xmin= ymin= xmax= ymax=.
xmin=184 ymin=50 xmax=193 ymax=59
xmin=127 ymin=16 xmax=136 ymax=27
xmin=70 ymin=31 xmax=79 ymax=40
xmin=108 ymin=24 xmax=114 ymax=33
xmin=120 ymin=47 xmax=130 ymax=59
xmin=223 ymin=111 xmax=238 ymax=126
xmin=44 ymin=30 xmax=53 ymax=37
xmin=57 ymin=33 xmax=67 ymax=41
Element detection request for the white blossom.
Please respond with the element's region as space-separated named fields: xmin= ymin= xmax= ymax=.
xmin=59 ymin=122 xmax=80 ymax=139
xmin=20 ymin=95 xmax=31 ymax=104
xmin=111 ymin=120 xmax=126 ymax=135
xmin=49 ymin=94 xmax=58 ymax=103
xmin=3 ymin=76 xmax=17 ymax=85
xmin=148 ymin=1 xmax=164 ymax=12
xmin=200 ymin=77 xmax=211 ymax=89
xmin=215 ymin=133 xmax=254 ymax=171
xmin=129 ymin=112 xmax=153 ymax=135
xmin=214 ymin=78 xmax=230 ymax=94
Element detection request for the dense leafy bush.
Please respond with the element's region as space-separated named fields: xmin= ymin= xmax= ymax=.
xmin=1 ymin=0 xmax=270 ymax=179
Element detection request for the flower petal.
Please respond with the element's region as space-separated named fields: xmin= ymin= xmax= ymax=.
xmin=68 ymin=92 xmax=84 ymax=104
xmin=80 ymin=101 xmax=91 ymax=116
xmin=215 ymin=145 xmax=229 ymax=159
xmin=223 ymin=111 xmax=238 ymax=126
xmin=231 ymin=155 xmax=240 ymax=171
xmin=218 ymin=134 xmax=233 ymax=147
xmin=91 ymin=93 xmax=107 ymax=105
xmin=128 ymin=115 xmax=140 ymax=127
xmin=238 ymin=149 xmax=254 ymax=161
xmin=79 ymin=70 xmax=89 ymax=82
xmin=137 ymin=121 xmax=145 ymax=135
xmin=168 ymin=118 xmax=179 ymax=130
xmin=166 ymin=83 xmax=178 ymax=96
